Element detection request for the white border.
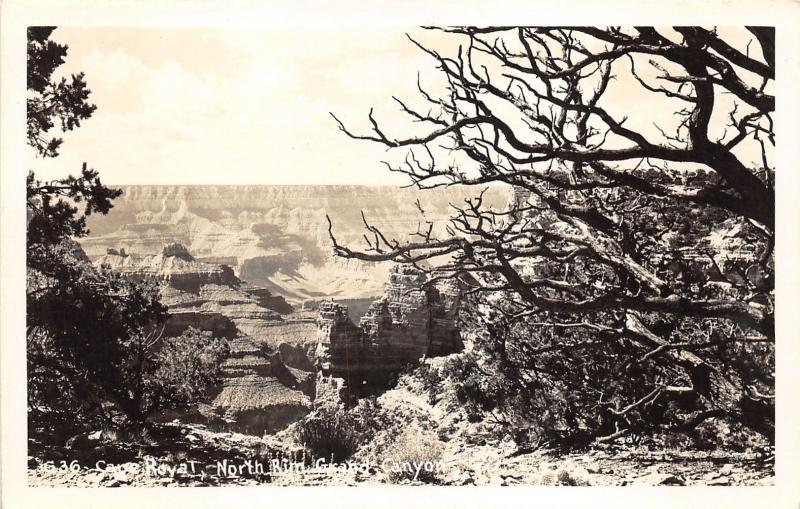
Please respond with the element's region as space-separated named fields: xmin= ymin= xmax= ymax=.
xmin=2 ymin=1 xmax=799 ymax=507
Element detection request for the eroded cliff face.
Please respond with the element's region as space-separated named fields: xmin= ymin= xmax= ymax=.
xmin=81 ymin=185 xmax=511 ymax=303
xmin=198 ymin=337 xmax=314 ymax=435
xmin=97 ymin=243 xmax=314 ymax=435
xmin=315 ymin=265 xmax=463 ymax=395
xmin=96 ymin=243 xmax=288 ymax=340
xmin=96 ymin=242 xmax=239 ymax=293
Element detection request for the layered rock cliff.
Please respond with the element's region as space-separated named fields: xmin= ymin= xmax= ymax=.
xmin=198 ymin=336 xmax=313 ymax=435
xmin=97 ymin=243 xmax=314 ymax=435
xmin=81 ymin=185 xmax=511 ymax=303
xmin=96 ymin=243 xmax=291 ymax=340
xmin=96 ymin=242 xmax=240 ymax=293
xmin=315 ymin=265 xmax=463 ymax=395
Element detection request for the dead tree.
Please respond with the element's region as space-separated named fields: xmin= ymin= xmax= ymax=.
xmin=328 ymin=27 xmax=774 ymax=443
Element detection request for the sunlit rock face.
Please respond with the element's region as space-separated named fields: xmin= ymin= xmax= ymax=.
xmin=95 ymin=243 xmax=240 ymax=293
xmin=96 ymin=243 xmax=313 ymax=435
xmin=198 ymin=337 xmax=314 ymax=436
xmin=94 ymin=244 xmax=288 ymax=341
xmin=82 ymin=185 xmax=511 ymax=303
xmin=315 ymin=265 xmax=463 ymax=395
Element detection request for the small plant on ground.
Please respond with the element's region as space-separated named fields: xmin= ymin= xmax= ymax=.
xmin=535 ymin=461 xmax=592 ymax=486
xmin=295 ymin=405 xmax=360 ymax=462
xmin=380 ymin=424 xmax=445 ymax=483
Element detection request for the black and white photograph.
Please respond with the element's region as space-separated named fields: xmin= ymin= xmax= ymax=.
xmin=2 ymin=1 xmax=800 ymax=507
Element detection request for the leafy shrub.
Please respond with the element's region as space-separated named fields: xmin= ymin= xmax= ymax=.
xmin=295 ymin=405 xmax=361 ymax=462
xmin=438 ymin=353 xmax=500 ymax=421
xmin=447 ymin=292 xmax=775 ymax=451
xmin=380 ymin=425 xmax=445 ymax=483
xmin=413 ymin=363 xmax=444 ymax=405
xmin=690 ymin=418 xmax=771 ymax=452
xmin=142 ymin=327 xmax=230 ymax=417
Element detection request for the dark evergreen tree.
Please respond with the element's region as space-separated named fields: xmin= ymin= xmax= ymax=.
xmin=26 ymin=28 xmax=229 ymax=440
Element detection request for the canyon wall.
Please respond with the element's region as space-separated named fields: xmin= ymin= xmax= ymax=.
xmin=315 ymin=265 xmax=463 ymax=395
xmin=97 ymin=244 xmax=313 ymax=435
xmin=82 ymin=185 xmax=511 ymax=303
xmin=84 ymin=185 xmax=510 ymax=432
xmin=98 ymin=242 xmax=468 ymax=431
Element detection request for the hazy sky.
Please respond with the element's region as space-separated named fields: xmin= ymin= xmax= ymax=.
xmin=31 ymin=27 xmax=449 ymax=186
xmin=30 ymin=27 xmax=766 ymax=186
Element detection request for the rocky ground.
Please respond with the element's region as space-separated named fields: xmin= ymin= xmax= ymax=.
xmin=29 ymin=370 xmax=774 ymax=490
xmin=27 ymin=419 xmax=773 ymax=487
xmin=28 ymin=360 xmax=774 ymax=488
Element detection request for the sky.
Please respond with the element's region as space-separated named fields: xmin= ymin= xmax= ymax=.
xmin=29 ymin=27 xmax=768 ymax=186
xmin=31 ymin=27 xmax=449 ymax=186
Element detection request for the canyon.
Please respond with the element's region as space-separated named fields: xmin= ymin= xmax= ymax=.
xmin=83 ymin=185 xmax=511 ymax=435
xmin=97 ymin=243 xmax=464 ymax=434
xmin=97 ymin=243 xmax=316 ymax=435
xmin=82 ymin=185 xmax=511 ymax=305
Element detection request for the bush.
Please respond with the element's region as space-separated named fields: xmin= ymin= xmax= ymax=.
xmin=144 ymin=327 xmax=230 ymax=416
xmin=380 ymin=425 xmax=445 ymax=483
xmin=690 ymin=418 xmax=771 ymax=452
xmin=413 ymin=363 xmax=444 ymax=405
xmin=295 ymin=405 xmax=361 ymax=462
xmin=438 ymin=353 xmax=500 ymax=420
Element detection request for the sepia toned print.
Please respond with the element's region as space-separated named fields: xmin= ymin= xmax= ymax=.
xmin=25 ymin=26 xmax=774 ymax=487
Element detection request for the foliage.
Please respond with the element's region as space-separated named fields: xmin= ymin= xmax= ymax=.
xmin=295 ymin=405 xmax=362 ymax=462
xmin=452 ymin=294 xmax=774 ymax=449
xmin=28 ymin=235 xmax=229 ymax=431
xmin=295 ymin=399 xmax=393 ymax=463
xmin=146 ymin=328 xmax=230 ymax=414
xmin=27 ymin=241 xmax=167 ymax=429
xmin=380 ymin=425 xmax=445 ymax=483
xmin=27 ymin=26 xmax=96 ymax=158
xmin=27 ymin=166 xmax=122 ymax=246
xmin=25 ymin=26 xmax=119 ymax=252
xmin=688 ymin=418 xmax=771 ymax=453
xmin=25 ymin=28 xmax=229 ymax=438
xmin=112 ymin=327 xmax=230 ymax=423
xmin=329 ymin=27 xmax=775 ymax=446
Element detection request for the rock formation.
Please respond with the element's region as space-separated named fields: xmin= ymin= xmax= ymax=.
xmin=95 ymin=244 xmax=294 ymax=338
xmin=315 ymin=265 xmax=463 ymax=395
xmin=97 ymin=242 xmax=316 ymax=435
xmin=95 ymin=242 xmax=240 ymax=293
xmin=194 ymin=336 xmax=313 ymax=436
xmin=76 ymin=183 xmax=513 ymax=430
xmin=80 ymin=185 xmax=512 ymax=303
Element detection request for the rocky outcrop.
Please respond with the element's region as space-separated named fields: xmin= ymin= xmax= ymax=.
xmin=190 ymin=336 xmax=312 ymax=436
xmin=315 ymin=265 xmax=463 ymax=394
xmin=97 ymin=243 xmax=316 ymax=435
xmin=96 ymin=246 xmax=295 ymax=342
xmin=95 ymin=243 xmax=239 ymax=293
